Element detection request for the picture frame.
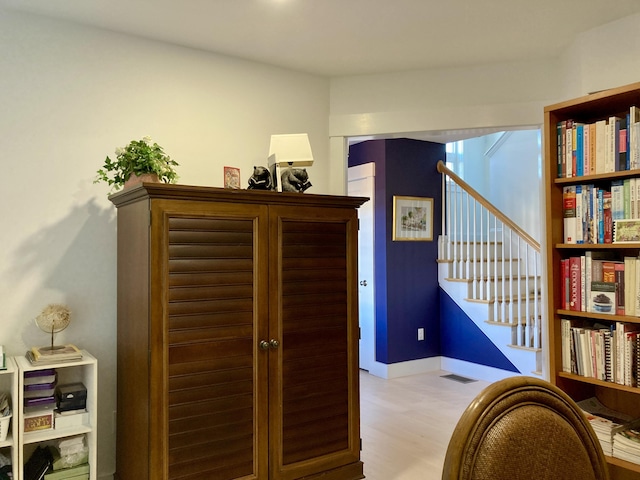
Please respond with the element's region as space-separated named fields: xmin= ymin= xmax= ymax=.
xmin=224 ymin=166 xmax=241 ymax=189
xmin=392 ymin=196 xmax=433 ymax=241
xmin=613 ymin=218 xmax=640 ymax=243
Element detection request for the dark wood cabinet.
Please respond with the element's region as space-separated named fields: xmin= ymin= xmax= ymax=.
xmin=110 ymin=184 xmax=366 ymax=480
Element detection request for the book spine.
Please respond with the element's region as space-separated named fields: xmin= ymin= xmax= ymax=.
xmin=581 ymin=255 xmax=586 ymax=312
xmin=612 ymin=180 xmax=624 ymax=220
xmin=576 ymin=123 xmax=584 ymax=176
xmin=631 ymin=106 xmax=640 ymax=170
xmin=563 ymin=186 xmax=577 ymax=243
xmin=576 ymin=185 xmax=584 ymax=244
xmin=616 ymin=322 xmax=624 ymax=384
xmin=604 ymin=190 xmax=613 ymax=243
xmin=611 ymin=116 xmax=621 ymax=172
xmin=632 ymin=177 xmax=637 ymax=219
xmin=604 ymin=329 xmax=613 ymax=382
xmin=636 ymin=333 xmax=640 ymax=388
xmin=566 ymin=119 xmax=574 ymax=177
xmin=598 ymin=189 xmax=605 ymax=244
xmin=616 ymin=261 xmax=626 ymax=316
xmin=636 ymin=256 xmax=640 ymax=315
xmin=595 ymin=119 xmax=607 ymax=174
xmin=570 ymin=257 xmax=581 ymax=311
xmin=557 ymin=121 xmax=565 ymax=178
xmin=564 ymin=258 xmax=571 ymax=310
xmin=561 ymin=318 xmax=571 ymax=373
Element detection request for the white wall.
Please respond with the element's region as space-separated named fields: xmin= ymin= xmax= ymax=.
xmin=329 ymin=58 xmax=561 ymax=138
xmin=486 ymin=130 xmax=542 ymax=242
xmin=0 ymin=10 xmax=330 ymax=479
xmin=330 ymin=11 xmax=640 ymax=139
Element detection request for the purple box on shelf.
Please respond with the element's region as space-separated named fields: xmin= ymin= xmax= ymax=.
xmin=24 ymin=369 xmax=56 ymax=386
xmin=24 ymin=395 xmax=56 ymax=408
xmin=24 ymin=381 xmax=57 ymax=399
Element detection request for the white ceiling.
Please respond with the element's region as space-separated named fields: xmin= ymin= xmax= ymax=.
xmin=2 ymin=0 xmax=640 ymax=77
xmin=3 ymin=0 xmax=640 ymax=144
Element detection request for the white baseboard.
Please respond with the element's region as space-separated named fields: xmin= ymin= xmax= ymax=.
xmin=364 ymin=356 xmax=536 ymax=383
xmin=440 ymin=357 xmax=529 ymax=383
xmin=364 ymin=357 xmax=441 ymax=379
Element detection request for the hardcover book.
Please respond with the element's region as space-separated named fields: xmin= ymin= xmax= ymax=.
xmin=563 ymin=186 xmax=577 ymax=243
xmin=589 ymin=281 xmax=616 ymax=315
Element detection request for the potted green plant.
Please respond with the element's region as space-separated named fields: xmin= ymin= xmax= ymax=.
xmin=95 ymin=136 xmax=179 ymax=192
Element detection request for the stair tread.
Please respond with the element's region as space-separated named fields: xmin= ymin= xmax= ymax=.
xmin=465 ymin=294 xmax=540 ymax=303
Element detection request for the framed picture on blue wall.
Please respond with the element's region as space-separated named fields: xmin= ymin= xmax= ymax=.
xmin=392 ymin=196 xmax=433 ymax=241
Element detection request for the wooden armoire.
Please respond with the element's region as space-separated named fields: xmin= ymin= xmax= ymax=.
xmin=110 ymin=184 xmax=366 ymax=480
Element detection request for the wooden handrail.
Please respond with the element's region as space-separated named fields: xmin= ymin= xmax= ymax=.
xmin=437 ymin=160 xmax=540 ymax=251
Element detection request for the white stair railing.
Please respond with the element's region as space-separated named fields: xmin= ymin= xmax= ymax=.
xmin=437 ymin=161 xmax=542 ymax=350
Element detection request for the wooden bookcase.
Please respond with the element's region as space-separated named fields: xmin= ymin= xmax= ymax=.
xmin=544 ymin=81 xmax=640 ymax=480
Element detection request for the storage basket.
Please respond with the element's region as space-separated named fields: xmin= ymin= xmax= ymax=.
xmin=0 ymin=414 xmax=11 ymax=442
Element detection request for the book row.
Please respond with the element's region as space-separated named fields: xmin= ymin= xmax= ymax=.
xmin=563 ymin=180 xmax=640 ymax=244
xmin=561 ymin=319 xmax=640 ymax=387
xmin=557 ymin=106 xmax=640 ymax=178
xmin=559 ymin=253 xmax=640 ymax=316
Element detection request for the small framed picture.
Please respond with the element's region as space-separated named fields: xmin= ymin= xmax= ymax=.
xmin=224 ymin=166 xmax=241 ymax=189
xmin=392 ymin=196 xmax=433 ymax=241
xmin=614 ymin=219 xmax=640 ymax=243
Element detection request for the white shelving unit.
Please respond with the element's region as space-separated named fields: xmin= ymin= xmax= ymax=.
xmin=15 ymin=350 xmax=97 ymax=480
xmin=0 ymin=356 xmax=18 ymax=480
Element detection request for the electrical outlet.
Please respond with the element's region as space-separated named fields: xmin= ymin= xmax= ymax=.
xmin=417 ymin=328 xmax=424 ymax=341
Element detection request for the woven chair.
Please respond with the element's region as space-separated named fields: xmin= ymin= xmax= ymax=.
xmin=442 ymin=376 xmax=610 ymax=480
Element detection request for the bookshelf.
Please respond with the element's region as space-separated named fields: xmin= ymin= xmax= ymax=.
xmin=0 ymin=356 xmax=18 ymax=480
xmin=15 ymin=351 xmax=97 ymax=480
xmin=544 ymin=81 xmax=640 ymax=480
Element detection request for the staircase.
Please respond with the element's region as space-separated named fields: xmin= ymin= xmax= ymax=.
xmin=437 ymin=161 xmax=543 ymax=377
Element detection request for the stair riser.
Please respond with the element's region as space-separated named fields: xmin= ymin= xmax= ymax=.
xmin=450 ymin=260 xmax=522 ymax=277
xmin=467 ymin=278 xmax=540 ymax=298
xmin=443 ymin=244 xmax=507 ymax=260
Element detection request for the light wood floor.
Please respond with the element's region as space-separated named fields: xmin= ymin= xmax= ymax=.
xmin=359 ymin=369 xmax=490 ymax=480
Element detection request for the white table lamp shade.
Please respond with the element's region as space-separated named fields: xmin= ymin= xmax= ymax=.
xmin=268 ymin=133 xmax=314 ymax=166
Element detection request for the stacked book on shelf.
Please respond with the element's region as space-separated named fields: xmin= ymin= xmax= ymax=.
xmin=560 ymin=252 xmax=640 ymax=317
xmin=613 ymin=419 xmax=640 ymax=465
xmin=557 ymin=105 xmax=640 ymax=179
xmin=26 ymin=345 xmax=82 ymax=366
xmin=578 ymin=397 xmax=634 ymax=457
xmin=561 ymin=319 xmax=640 ymax=386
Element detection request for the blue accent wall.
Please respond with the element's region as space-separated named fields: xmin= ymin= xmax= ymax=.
xmin=349 ymin=138 xmax=443 ymax=364
xmin=440 ymin=289 xmax=519 ymax=372
xmin=349 ymin=138 xmax=520 ymax=373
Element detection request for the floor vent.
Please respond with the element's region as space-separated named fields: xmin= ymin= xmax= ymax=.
xmin=440 ymin=374 xmax=477 ymax=384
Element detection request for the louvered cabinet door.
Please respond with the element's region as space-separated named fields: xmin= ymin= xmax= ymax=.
xmin=268 ymin=205 xmax=363 ymax=480
xmin=150 ymin=200 xmax=269 ymax=480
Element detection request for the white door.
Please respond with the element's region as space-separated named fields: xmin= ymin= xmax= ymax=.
xmin=348 ymin=164 xmax=375 ymax=371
